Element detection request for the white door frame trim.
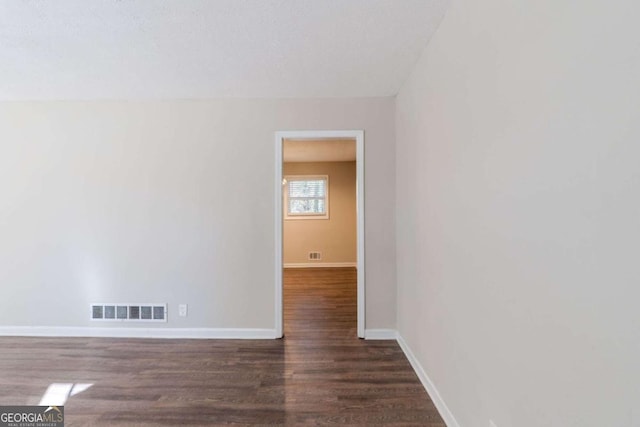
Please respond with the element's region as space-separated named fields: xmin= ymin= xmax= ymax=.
xmin=275 ymin=130 xmax=365 ymax=338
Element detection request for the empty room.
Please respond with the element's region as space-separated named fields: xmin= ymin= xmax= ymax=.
xmin=1 ymin=0 xmax=638 ymax=426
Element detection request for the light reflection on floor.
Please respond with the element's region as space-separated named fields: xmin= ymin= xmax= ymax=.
xmin=39 ymin=383 xmax=93 ymax=406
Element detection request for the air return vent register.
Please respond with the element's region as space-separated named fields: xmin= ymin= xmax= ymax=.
xmin=91 ymin=304 xmax=167 ymax=322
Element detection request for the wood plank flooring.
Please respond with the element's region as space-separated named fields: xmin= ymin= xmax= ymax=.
xmin=0 ymin=268 xmax=445 ymax=426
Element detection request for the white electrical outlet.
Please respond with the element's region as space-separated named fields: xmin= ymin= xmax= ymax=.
xmin=489 ymin=420 xmax=498 ymax=427
xmin=178 ymin=304 xmax=188 ymax=317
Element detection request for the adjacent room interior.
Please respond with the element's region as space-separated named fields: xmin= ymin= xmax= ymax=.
xmin=282 ymin=137 xmax=358 ymax=338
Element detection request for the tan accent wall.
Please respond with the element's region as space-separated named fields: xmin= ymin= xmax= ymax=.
xmin=283 ymin=161 xmax=356 ymax=265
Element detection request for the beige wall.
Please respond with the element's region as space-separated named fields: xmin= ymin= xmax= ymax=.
xmin=283 ymin=161 xmax=356 ymax=265
xmin=396 ymin=0 xmax=640 ymax=425
xmin=0 ymin=97 xmax=396 ymax=331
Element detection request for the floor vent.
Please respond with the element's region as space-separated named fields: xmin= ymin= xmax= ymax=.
xmin=91 ymin=304 xmax=167 ymax=322
xmin=308 ymin=252 xmax=322 ymax=260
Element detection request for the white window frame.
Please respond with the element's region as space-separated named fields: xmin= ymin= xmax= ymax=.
xmin=284 ymin=175 xmax=329 ymax=220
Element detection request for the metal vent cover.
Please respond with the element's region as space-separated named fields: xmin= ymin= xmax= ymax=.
xmin=90 ymin=303 xmax=167 ymax=322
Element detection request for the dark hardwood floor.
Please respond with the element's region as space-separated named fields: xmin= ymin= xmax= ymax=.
xmin=0 ymin=268 xmax=445 ymax=426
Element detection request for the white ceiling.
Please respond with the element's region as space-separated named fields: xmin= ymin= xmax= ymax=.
xmin=284 ymin=139 xmax=356 ymax=162
xmin=0 ymin=0 xmax=449 ymax=101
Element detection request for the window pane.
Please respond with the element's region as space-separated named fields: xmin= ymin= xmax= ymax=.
xmin=289 ymin=180 xmax=326 ymax=198
xmin=289 ymin=198 xmax=325 ymax=214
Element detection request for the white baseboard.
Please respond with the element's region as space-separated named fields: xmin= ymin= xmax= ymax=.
xmin=283 ymin=262 xmax=357 ymax=268
xmin=0 ymin=326 xmax=278 ymax=340
xmin=364 ymin=329 xmax=398 ymax=340
xmin=396 ymin=333 xmax=460 ymax=427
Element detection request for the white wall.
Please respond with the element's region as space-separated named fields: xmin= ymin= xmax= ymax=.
xmin=0 ymin=98 xmax=395 ymax=331
xmin=396 ymin=0 xmax=640 ymax=426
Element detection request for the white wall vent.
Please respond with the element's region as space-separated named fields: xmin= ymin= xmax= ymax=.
xmin=90 ymin=304 xmax=167 ymax=322
xmin=308 ymin=251 xmax=322 ymax=260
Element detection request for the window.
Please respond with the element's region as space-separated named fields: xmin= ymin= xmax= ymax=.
xmin=284 ymin=175 xmax=329 ymax=220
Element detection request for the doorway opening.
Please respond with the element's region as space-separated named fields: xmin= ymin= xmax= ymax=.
xmin=275 ymin=130 xmax=364 ymax=338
